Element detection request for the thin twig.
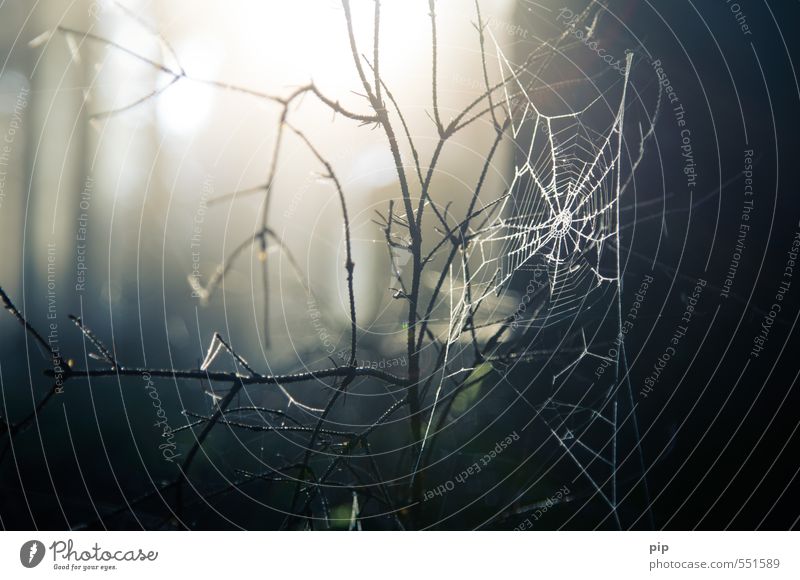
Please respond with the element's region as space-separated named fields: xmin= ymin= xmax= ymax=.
xmin=286 ymin=123 xmax=358 ymax=367
xmin=68 ymin=315 xmax=118 ymax=369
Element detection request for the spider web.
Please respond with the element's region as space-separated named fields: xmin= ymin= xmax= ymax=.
xmin=416 ymin=45 xmax=647 ymax=527
xmin=447 ymin=47 xmax=633 ymax=340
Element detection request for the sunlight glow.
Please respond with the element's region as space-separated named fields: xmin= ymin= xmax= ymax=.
xmin=156 ymin=42 xmax=221 ymax=134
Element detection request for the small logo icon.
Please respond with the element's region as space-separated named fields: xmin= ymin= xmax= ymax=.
xmin=20 ymin=540 xmax=46 ymax=568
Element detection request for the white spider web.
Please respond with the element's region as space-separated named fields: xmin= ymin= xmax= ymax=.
xmin=415 ymin=46 xmax=641 ymax=519
xmin=447 ymin=48 xmax=633 ymax=340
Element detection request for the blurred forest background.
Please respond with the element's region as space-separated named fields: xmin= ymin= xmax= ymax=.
xmin=2 ymin=0 xmax=800 ymax=530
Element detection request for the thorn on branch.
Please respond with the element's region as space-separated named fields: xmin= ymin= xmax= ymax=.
xmin=68 ymin=315 xmax=118 ymax=369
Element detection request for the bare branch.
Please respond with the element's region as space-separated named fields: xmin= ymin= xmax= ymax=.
xmin=68 ymin=314 xmax=118 ymax=369
xmin=286 ymin=123 xmax=358 ymax=367
xmin=46 ymin=364 xmax=409 ymax=387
